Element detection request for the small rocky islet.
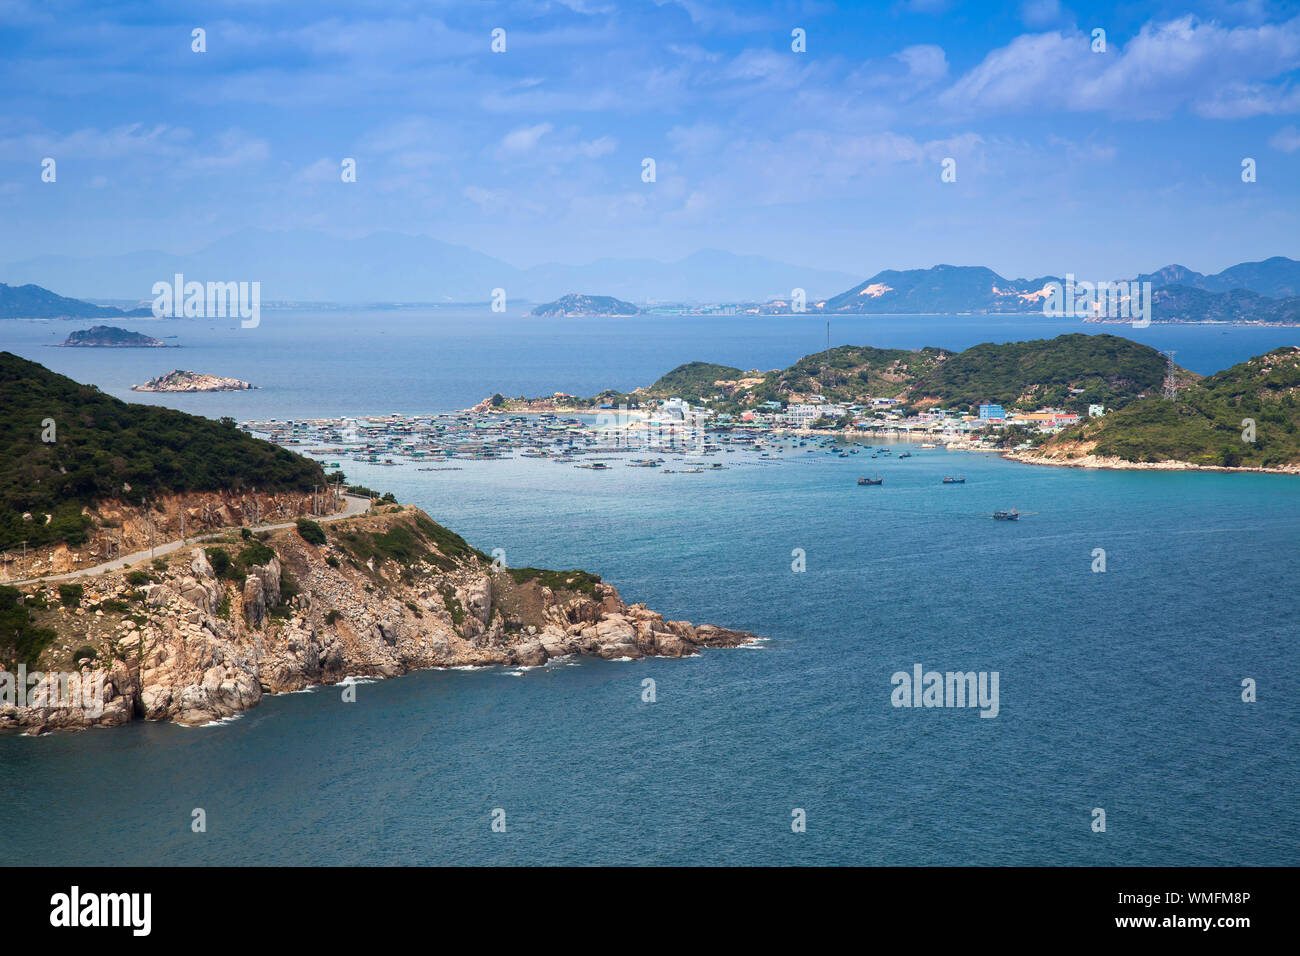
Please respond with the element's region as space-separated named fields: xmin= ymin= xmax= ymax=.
xmin=132 ymin=369 xmax=256 ymax=392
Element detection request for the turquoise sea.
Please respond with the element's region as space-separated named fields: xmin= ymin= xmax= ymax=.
xmin=0 ymin=311 xmax=1296 ymax=865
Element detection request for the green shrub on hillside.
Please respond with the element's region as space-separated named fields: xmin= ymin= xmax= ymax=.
xmin=296 ymin=518 xmax=327 ymax=546
xmin=0 ymin=351 xmax=324 ymax=551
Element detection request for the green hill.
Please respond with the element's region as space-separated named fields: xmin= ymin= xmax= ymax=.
xmin=1046 ymin=346 xmax=1300 ymax=467
xmin=0 ymin=282 xmax=152 ymax=319
xmin=0 ymin=352 xmax=324 ymax=551
xmin=594 ymin=335 xmax=1173 ymax=416
xmin=748 ymin=345 xmax=950 ymax=408
xmin=914 ymin=334 xmax=1173 ymax=413
xmin=645 ymin=361 xmax=744 ymax=400
xmin=531 ymin=293 xmax=642 ymax=317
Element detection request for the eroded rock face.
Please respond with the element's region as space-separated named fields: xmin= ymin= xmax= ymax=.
xmin=4 ymin=509 xmax=759 ymax=733
xmin=242 ymin=575 xmax=265 ymax=627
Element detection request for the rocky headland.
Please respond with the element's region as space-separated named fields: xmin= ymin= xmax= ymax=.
xmin=1 ymin=504 xmax=756 ymax=733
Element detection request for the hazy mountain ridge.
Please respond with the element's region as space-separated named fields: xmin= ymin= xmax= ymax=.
xmin=3 ymin=229 xmax=859 ymax=305
xmin=1135 ymin=256 xmax=1300 ymax=298
xmin=5 ymin=238 xmax=1297 ymax=318
xmin=819 ymin=258 xmax=1300 ymax=321
xmin=0 ymin=283 xmax=153 ymax=320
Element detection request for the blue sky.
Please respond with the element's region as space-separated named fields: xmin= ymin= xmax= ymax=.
xmin=1 ymin=0 xmax=1298 ymax=282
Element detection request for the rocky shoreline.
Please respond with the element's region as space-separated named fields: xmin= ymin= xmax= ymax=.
xmin=1 ymin=504 xmax=757 ymax=734
xmin=1002 ymin=448 xmax=1300 ymax=474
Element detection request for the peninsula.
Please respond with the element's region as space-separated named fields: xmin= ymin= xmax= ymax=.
xmin=0 ymin=282 xmax=153 ymax=320
xmin=477 ymin=334 xmax=1300 ymax=472
xmin=0 ymin=354 xmax=757 ymax=732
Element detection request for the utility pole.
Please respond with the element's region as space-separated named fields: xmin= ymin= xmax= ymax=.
xmin=142 ymin=497 xmax=154 ymax=559
xmin=1162 ymin=350 xmax=1179 ymax=401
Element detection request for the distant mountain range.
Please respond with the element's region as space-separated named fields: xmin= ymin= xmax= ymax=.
xmin=1135 ymin=257 xmax=1300 ymax=298
xmin=1148 ymin=285 xmax=1300 ymax=324
xmin=0 ymin=282 xmax=153 ymax=320
xmin=821 ymin=265 xmax=1059 ymax=314
xmin=4 ymin=242 xmax=1297 ymax=322
xmin=1 ymin=228 xmax=860 ymax=305
xmin=818 ymin=258 xmax=1300 ymax=320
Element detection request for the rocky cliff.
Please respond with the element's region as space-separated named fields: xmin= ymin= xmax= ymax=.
xmin=2 ymin=489 xmax=341 ymax=581
xmin=0 ymin=505 xmax=755 ymax=733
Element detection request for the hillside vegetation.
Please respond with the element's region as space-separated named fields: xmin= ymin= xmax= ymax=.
xmin=0 ymin=352 xmax=324 ymax=551
xmin=914 ymin=334 xmax=1173 ymax=412
xmin=1043 ymin=346 xmax=1300 ymax=467
xmin=575 ymin=334 xmax=1176 ymax=417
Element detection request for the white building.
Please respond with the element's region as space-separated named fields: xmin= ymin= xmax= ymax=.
xmin=661 ymin=398 xmax=690 ymax=421
xmin=785 ymin=403 xmax=846 ymax=427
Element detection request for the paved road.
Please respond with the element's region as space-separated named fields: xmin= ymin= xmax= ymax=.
xmin=6 ymin=493 xmax=373 ymax=586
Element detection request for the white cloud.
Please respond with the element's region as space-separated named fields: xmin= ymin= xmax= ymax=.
xmin=189 ymin=129 xmax=270 ymax=170
xmin=500 ymin=123 xmax=554 ymax=153
xmin=294 ymin=157 xmax=338 ymax=183
xmin=1196 ymin=81 xmax=1300 ymax=118
xmin=0 ymin=122 xmax=183 ymax=161
xmin=576 ymin=136 xmax=617 ymax=158
xmin=1270 ymin=124 xmax=1300 ymax=150
xmin=1019 ymin=0 xmax=1066 ymax=29
xmin=891 ymin=44 xmax=949 ymax=88
xmin=941 ymin=15 xmax=1300 ymax=118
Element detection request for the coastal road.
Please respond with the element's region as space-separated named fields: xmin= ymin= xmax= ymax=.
xmin=5 ymin=493 xmax=374 ymax=586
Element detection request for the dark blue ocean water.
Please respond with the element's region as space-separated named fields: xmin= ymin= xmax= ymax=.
xmin=0 ymin=313 xmax=1297 ymax=865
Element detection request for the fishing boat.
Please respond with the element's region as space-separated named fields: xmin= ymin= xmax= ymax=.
xmin=942 ymin=476 xmax=966 ymax=484
xmin=898 ymin=452 xmax=912 ymax=458
xmin=992 ymin=509 xmax=1020 ymax=520
xmin=858 ymin=476 xmax=884 ymax=486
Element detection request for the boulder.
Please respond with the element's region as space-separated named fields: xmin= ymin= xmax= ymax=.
xmin=512 ymin=640 xmax=548 ymax=667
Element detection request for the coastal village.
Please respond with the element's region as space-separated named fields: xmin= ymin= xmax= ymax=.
xmin=238 ymin=393 xmax=1104 ymax=468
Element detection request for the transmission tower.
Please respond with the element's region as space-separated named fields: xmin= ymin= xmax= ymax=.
xmin=1162 ymin=350 xmax=1179 ymax=401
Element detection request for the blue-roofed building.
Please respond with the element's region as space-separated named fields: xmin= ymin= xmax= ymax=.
xmin=978 ymin=404 xmax=1005 ymax=420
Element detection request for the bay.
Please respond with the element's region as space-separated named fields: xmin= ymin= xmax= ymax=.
xmin=0 ymin=312 xmax=1296 ymax=866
